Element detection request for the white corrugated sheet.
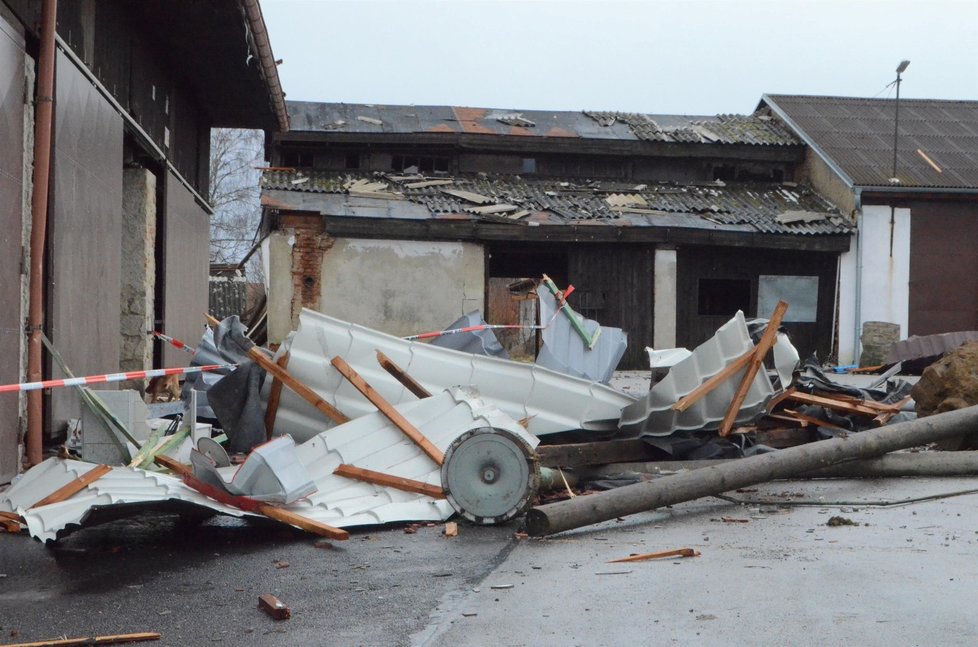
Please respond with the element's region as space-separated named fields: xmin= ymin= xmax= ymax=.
xmin=619 ymin=311 xmax=774 ymax=435
xmin=265 ymin=309 xmax=635 ymax=443
xmin=1 ymin=388 xmax=537 ymax=542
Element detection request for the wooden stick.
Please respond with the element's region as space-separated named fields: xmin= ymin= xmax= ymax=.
xmin=673 ymin=349 xmax=755 ymax=412
xmin=205 ymin=314 xmax=349 ymax=425
xmin=718 ymin=301 xmax=788 ymax=436
xmin=608 ymin=548 xmax=700 ymax=563
xmin=153 ymin=455 xmax=348 ymax=540
xmin=29 ymin=464 xmax=113 ymax=509
xmin=333 ymin=464 xmax=446 ymax=499
xmin=0 ymin=510 xmax=24 ymax=522
xmin=1 ymin=632 xmax=161 ymax=646
xmin=376 ymin=350 xmax=432 ymax=399
xmin=782 ymin=408 xmax=848 ymax=431
xmin=330 ymin=356 xmax=444 ymax=465
xmin=264 ymin=352 xmax=291 ymax=439
xmin=784 ymin=391 xmax=882 ymax=417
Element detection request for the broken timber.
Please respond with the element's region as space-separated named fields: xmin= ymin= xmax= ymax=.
xmin=29 ymin=464 xmax=112 ymax=509
xmin=525 ymin=405 xmax=978 ymax=536
xmin=376 ymin=350 xmax=432 ymax=399
xmin=333 ymin=463 xmax=446 ymax=499
xmin=205 ymin=313 xmax=348 ymax=425
xmin=263 ymin=352 xmax=291 ymax=439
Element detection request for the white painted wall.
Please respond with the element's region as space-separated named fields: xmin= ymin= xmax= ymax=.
xmin=653 ymin=247 xmax=677 ymax=349
xmin=266 ymin=231 xmax=297 ymax=343
xmin=319 ymin=238 xmax=484 ymax=337
xmin=837 ymin=204 xmax=911 ymax=364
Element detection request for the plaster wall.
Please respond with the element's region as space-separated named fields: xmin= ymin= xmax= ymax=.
xmin=653 ymin=247 xmax=677 ymax=349
xmin=837 ymin=205 xmax=910 ymax=364
xmin=319 ymin=238 xmax=485 ymax=337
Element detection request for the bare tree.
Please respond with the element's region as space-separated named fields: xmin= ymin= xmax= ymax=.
xmin=209 ymin=128 xmax=265 ymax=281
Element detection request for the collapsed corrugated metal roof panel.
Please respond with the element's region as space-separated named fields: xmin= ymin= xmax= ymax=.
xmin=285 ymin=101 xmax=801 ymax=146
xmin=763 ymin=94 xmax=978 ymax=189
xmin=262 ymin=170 xmax=853 ymax=235
xmin=262 ymin=309 xmax=636 ymax=441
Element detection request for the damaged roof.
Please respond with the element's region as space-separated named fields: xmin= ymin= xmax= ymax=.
xmin=762 ymin=94 xmax=978 ymax=190
xmin=261 ymin=170 xmax=853 ymax=236
xmin=287 ymin=102 xmax=800 ymax=146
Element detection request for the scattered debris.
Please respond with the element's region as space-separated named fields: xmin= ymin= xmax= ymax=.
xmin=443 ymin=521 xmax=458 ymax=538
xmin=258 ymin=594 xmax=291 ymax=620
xmin=1 ymin=633 xmax=161 ymax=647
xmin=608 ymin=548 xmax=700 ymax=563
xmin=826 ymin=516 xmax=859 ymax=527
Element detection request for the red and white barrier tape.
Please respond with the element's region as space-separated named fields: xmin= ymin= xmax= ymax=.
xmin=152 ymin=331 xmax=197 ymax=355
xmin=0 ymin=364 xmax=235 ymax=394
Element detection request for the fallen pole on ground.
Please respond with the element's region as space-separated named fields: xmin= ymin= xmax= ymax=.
xmin=525 ymin=405 xmax=978 ymax=537
xmin=583 ymin=451 xmax=978 ymax=480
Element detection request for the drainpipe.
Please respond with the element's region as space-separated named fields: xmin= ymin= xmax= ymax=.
xmin=852 ymin=188 xmax=863 ymax=366
xmin=26 ymin=0 xmax=58 ymax=466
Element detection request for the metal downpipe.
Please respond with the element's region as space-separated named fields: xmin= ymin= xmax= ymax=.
xmin=26 ymin=0 xmax=58 ymax=466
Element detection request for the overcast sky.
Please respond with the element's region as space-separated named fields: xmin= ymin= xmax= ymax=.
xmin=260 ymin=0 xmax=978 ymax=115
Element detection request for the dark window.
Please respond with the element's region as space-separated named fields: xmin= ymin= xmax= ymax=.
xmin=713 ymin=165 xmax=735 ymax=181
xmin=391 ymin=154 xmax=450 ymax=173
xmin=522 ymin=158 xmax=537 ymax=174
xmin=345 ymin=154 xmax=360 ymax=169
xmin=698 ymin=278 xmax=751 ymax=316
xmin=281 ymin=149 xmax=313 ymax=168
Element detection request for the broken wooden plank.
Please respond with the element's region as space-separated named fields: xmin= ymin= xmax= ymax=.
xmin=608 ymin=548 xmax=699 ymax=563
xmin=537 ymin=439 xmax=658 ymax=468
xmin=330 ymin=356 xmax=445 ymax=465
xmin=672 ymin=349 xmax=755 ymax=412
xmin=29 ymin=464 xmax=112 ymax=509
xmin=205 ymin=314 xmax=349 ymax=425
xmin=154 ymin=454 xmax=349 ymax=540
xmin=718 ymin=301 xmax=788 ymax=436
xmin=784 ymin=391 xmax=882 ymax=417
xmin=258 ymin=594 xmax=291 ymax=620
xmin=333 ymin=463 xmax=446 ymax=499
xmin=264 ymin=352 xmax=291 ymax=439
xmin=375 ymin=350 xmax=432 ymax=399
xmin=780 ymin=408 xmax=848 ymax=431
xmin=2 ymin=632 xmax=161 ymax=646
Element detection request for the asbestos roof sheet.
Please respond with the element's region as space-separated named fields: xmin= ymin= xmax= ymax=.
xmin=287 ymin=101 xmax=801 ymax=146
xmin=262 ymin=171 xmax=853 ymax=236
xmin=763 ymin=94 xmax=978 ymax=189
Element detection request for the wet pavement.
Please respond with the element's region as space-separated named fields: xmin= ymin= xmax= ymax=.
xmin=0 ymin=513 xmax=518 ymax=646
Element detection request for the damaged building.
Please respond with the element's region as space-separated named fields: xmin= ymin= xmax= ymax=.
xmin=760 ymin=95 xmax=978 ymax=365
xmin=259 ymin=103 xmax=853 ymax=371
xmin=0 ymin=0 xmax=287 ymax=482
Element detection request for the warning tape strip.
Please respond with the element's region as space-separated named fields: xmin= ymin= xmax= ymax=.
xmin=152 ymin=331 xmax=197 ymax=355
xmin=0 ymin=364 xmax=236 ymax=394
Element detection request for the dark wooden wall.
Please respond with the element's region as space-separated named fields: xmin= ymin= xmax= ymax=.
xmin=908 ymin=200 xmax=978 ymax=335
xmin=567 ymin=244 xmax=655 ymax=370
xmin=676 ymin=246 xmax=838 ymax=361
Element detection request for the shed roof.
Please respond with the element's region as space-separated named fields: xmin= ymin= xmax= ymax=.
xmin=286 ymin=102 xmax=800 ymax=146
xmin=261 ymin=170 xmax=852 ymax=237
xmin=762 ymin=94 xmax=978 ymax=190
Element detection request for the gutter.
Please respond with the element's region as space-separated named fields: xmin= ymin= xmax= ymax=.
xmin=26 ymin=0 xmax=57 ymax=466
xmin=240 ymin=0 xmax=289 ymax=132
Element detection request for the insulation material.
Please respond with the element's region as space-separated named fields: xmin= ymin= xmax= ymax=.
xmin=1 ymin=388 xmax=537 ymax=542
xmin=263 ymin=309 xmax=635 ymax=442
xmin=535 ymin=286 xmax=627 ymax=384
xmin=619 ymin=311 xmax=775 ymax=436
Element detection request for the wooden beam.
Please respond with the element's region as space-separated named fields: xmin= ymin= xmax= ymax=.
xmin=330 ymin=356 xmax=445 ymax=465
xmin=29 ymin=464 xmax=113 ymax=509
xmin=154 ymin=454 xmax=348 ymax=540
xmin=673 ymin=349 xmax=755 ymax=412
xmin=718 ymin=301 xmax=789 ymax=437
xmin=205 ymin=314 xmax=349 ymax=425
xmin=608 ymin=548 xmax=700 ymax=563
xmin=264 ymin=352 xmax=291 ymax=439
xmin=784 ymin=391 xmax=883 ymax=418
xmin=333 ymin=464 xmax=446 ymax=499
xmin=1 ymin=632 xmax=162 ymax=647
xmin=376 ymin=350 xmax=431 ymax=399
xmin=537 ymin=439 xmax=659 ymax=468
